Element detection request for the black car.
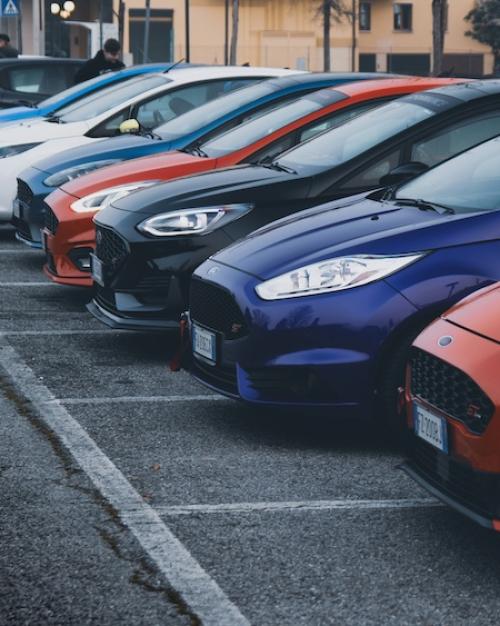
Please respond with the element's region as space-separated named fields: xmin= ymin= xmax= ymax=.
xmin=89 ymin=81 xmax=500 ymax=331
xmin=0 ymin=57 xmax=84 ymax=108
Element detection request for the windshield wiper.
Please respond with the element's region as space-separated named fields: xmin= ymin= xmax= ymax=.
xmin=396 ymin=198 xmax=455 ymax=215
xmin=46 ymin=115 xmax=64 ymax=124
xmin=181 ymin=141 xmax=209 ymax=157
xmin=259 ymin=161 xmax=297 ymax=175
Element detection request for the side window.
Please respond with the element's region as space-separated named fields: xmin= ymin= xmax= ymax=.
xmin=135 ymin=78 xmax=261 ymax=130
xmin=338 ymin=149 xmax=401 ymax=190
xmin=410 ymin=111 xmax=500 ymax=168
xmin=7 ymin=66 xmax=45 ymax=94
xmin=299 ymin=100 xmax=387 ymax=143
xmin=90 ymin=109 xmax=130 ymax=137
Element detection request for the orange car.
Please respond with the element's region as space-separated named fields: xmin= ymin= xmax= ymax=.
xmin=402 ymin=283 xmax=500 ymax=530
xmin=42 ymin=76 xmax=463 ymax=287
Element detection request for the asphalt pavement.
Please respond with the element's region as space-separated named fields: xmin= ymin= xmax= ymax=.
xmin=2 ymin=224 xmax=500 ymax=625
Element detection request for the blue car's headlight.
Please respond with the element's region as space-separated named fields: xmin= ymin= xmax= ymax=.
xmin=71 ymin=181 xmax=160 ymax=213
xmin=255 ymin=254 xmax=425 ymax=300
xmin=137 ymin=204 xmax=252 ymax=237
xmin=43 ymin=159 xmax=123 ymax=188
xmin=0 ymin=142 xmax=41 ymax=158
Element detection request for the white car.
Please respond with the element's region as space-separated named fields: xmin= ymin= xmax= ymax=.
xmin=0 ymin=65 xmax=298 ymax=221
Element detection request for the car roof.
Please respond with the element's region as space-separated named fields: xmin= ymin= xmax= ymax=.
xmin=164 ymin=65 xmax=303 ymax=81
xmin=335 ymin=76 xmax=466 ymax=97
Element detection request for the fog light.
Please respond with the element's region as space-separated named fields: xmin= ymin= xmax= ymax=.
xmin=68 ymin=247 xmax=93 ymax=272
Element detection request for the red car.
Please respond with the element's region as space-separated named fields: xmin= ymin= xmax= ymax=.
xmin=403 ymin=283 xmax=500 ymax=530
xmin=42 ymin=76 xmax=463 ymax=287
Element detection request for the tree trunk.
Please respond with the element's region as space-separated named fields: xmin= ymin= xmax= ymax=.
xmin=323 ymin=1 xmax=331 ymax=71
xmin=432 ymin=0 xmax=446 ymax=75
xmin=229 ymin=0 xmax=239 ymax=65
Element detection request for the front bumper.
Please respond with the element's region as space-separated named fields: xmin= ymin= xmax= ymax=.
xmin=87 ymin=299 xmax=179 ymax=331
xmin=401 ymin=438 xmax=500 ymax=531
xmin=187 ymin=260 xmax=418 ymax=414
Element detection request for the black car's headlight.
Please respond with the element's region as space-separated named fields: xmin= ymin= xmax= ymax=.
xmin=71 ymin=181 xmax=160 ymax=213
xmin=137 ymin=204 xmax=252 ymax=237
xmin=0 ymin=142 xmax=41 ymax=158
xmin=255 ymin=254 xmax=425 ymax=300
xmin=43 ymin=159 xmax=123 ymax=187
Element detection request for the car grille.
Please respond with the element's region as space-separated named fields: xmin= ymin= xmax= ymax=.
xmin=44 ymin=203 xmax=59 ymax=235
xmin=189 ymin=278 xmax=247 ymax=340
xmin=191 ymin=357 xmax=238 ymax=396
xmin=246 ymin=367 xmax=330 ymax=402
xmin=12 ymin=216 xmax=31 ymax=240
xmin=17 ymin=178 xmax=33 ymax=206
xmin=410 ymin=348 xmax=494 ymax=434
xmin=95 ymin=226 xmax=127 ymax=270
xmin=412 ymin=438 xmax=500 ymax=519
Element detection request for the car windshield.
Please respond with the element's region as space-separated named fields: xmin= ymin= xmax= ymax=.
xmin=156 ymin=80 xmax=275 ymax=140
xmin=200 ymin=89 xmax=345 ymax=158
xmin=56 ymin=74 xmax=169 ymax=123
xmin=276 ymin=98 xmax=438 ymax=174
xmin=39 ymin=72 xmax=130 ymax=109
xmin=395 ymin=136 xmax=500 ymax=213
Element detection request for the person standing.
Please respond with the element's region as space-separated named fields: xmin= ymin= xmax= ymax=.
xmin=0 ymin=34 xmax=18 ymax=58
xmin=74 ymin=38 xmax=125 ymax=84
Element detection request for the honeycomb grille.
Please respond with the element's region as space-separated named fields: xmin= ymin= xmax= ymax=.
xmin=95 ymin=226 xmax=127 ymax=269
xmin=189 ymin=278 xmax=247 ymax=340
xmin=44 ymin=203 xmax=59 ymax=235
xmin=17 ymin=178 xmax=33 ymax=206
xmin=410 ymin=348 xmax=494 ymax=434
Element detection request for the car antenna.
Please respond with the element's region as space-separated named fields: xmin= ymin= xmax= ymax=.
xmin=164 ymin=58 xmax=186 ymax=73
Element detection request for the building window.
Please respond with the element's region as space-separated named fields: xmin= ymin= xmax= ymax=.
xmin=359 ymin=2 xmax=371 ymax=31
xmin=393 ymin=3 xmax=412 ymax=31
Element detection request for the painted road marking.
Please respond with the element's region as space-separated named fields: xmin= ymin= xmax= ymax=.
xmin=0 ymin=249 xmax=42 ymax=253
xmin=156 ymin=498 xmax=442 ymax=516
xmin=0 ymin=282 xmax=53 ymax=287
xmin=2 ymin=329 xmax=121 ymax=336
xmin=0 ymin=334 xmax=250 ymax=626
xmin=51 ymin=394 xmax=226 ymax=405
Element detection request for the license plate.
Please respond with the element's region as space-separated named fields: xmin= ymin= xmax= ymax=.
xmin=12 ymin=199 xmax=21 ymax=219
xmin=192 ymin=323 xmax=217 ymax=364
xmin=413 ymin=401 xmax=448 ymax=453
xmin=91 ymin=254 xmax=105 ymax=287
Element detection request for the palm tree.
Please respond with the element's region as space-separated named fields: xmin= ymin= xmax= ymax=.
xmin=229 ymin=0 xmax=240 ymax=65
xmin=432 ymin=0 xmax=446 ymax=75
xmin=317 ymin=0 xmax=349 ymax=71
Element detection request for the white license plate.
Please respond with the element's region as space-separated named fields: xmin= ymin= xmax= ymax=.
xmin=12 ymin=199 xmax=21 ymax=219
xmin=413 ymin=401 xmax=448 ymax=453
xmin=91 ymin=254 xmax=105 ymax=287
xmin=192 ymin=323 xmax=217 ymax=363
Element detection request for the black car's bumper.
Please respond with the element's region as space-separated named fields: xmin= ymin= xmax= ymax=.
xmin=87 ymin=297 xmax=180 ymax=332
xmin=402 ymin=437 xmax=500 ymax=530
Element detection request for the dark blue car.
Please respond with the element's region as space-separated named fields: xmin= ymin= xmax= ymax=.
xmin=0 ymin=63 xmax=173 ymax=124
xmin=15 ymin=72 xmax=392 ymax=247
xmin=188 ymin=136 xmax=500 ymax=424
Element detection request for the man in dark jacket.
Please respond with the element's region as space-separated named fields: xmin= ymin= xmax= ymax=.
xmin=74 ymin=38 xmax=125 ymax=84
xmin=0 ymin=34 xmax=18 ymax=58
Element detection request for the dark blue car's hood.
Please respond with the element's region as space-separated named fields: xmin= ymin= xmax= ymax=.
xmin=32 ymin=134 xmax=170 ymax=175
xmin=213 ymin=196 xmax=498 ymax=280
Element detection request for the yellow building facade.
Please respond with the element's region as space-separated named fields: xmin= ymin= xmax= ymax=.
xmin=37 ymin=0 xmax=491 ymax=75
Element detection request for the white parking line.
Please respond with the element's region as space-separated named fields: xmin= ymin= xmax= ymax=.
xmin=52 ymin=394 xmax=226 ymax=405
xmin=0 ymin=249 xmax=42 ymax=253
xmin=156 ymin=498 xmax=442 ymax=516
xmin=0 ymin=334 xmax=250 ymax=626
xmin=0 ymin=282 xmax=52 ymax=287
xmin=2 ymin=329 xmax=120 ymax=336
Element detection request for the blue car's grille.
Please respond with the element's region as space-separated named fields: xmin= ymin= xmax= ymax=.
xmin=189 ymin=278 xmax=247 ymax=340
xmin=17 ymin=178 xmax=33 ymax=206
xmin=410 ymin=348 xmax=494 ymax=435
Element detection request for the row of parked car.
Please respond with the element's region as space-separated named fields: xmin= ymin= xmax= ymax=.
xmin=2 ymin=64 xmax=500 ymax=531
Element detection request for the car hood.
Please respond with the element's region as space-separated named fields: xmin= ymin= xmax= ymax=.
xmin=61 ymin=151 xmax=208 ymax=199
xmin=32 ymin=134 xmax=162 ymax=175
xmin=110 ymin=164 xmax=294 ymax=215
xmin=0 ymin=119 xmax=89 ymax=147
xmin=442 ymin=283 xmax=500 ymax=343
xmin=212 ymin=196 xmax=491 ymax=280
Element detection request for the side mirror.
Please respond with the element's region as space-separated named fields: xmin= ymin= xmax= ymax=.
xmin=379 ymin=162 xmax=429 ymax=187
xmin=119 ymin=118 xmax=140 ymax=134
